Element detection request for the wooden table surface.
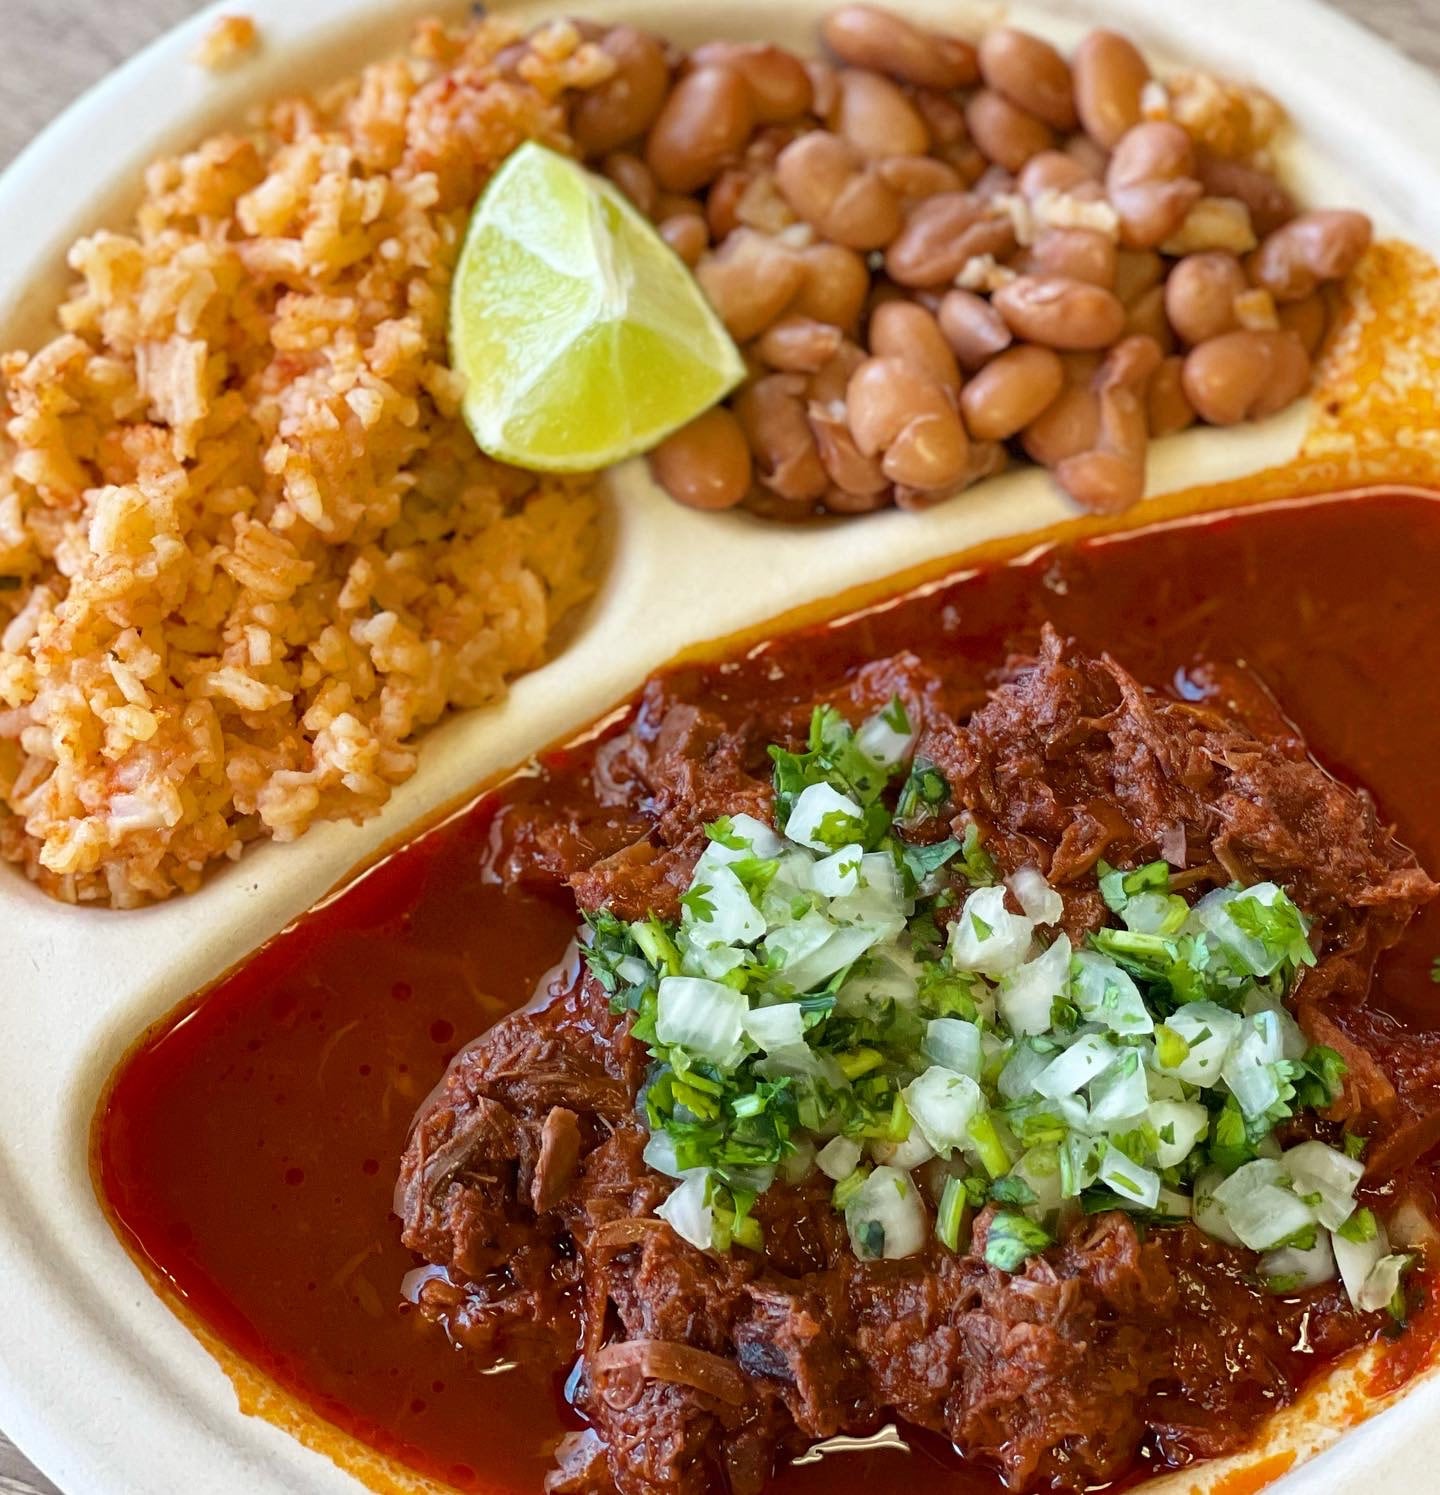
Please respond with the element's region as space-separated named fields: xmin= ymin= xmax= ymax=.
xmin=0 ymin=0 xmax=1437 ymax=1490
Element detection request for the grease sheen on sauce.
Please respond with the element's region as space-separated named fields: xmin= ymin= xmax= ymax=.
xmin=95 ymin=491 xmax=1440 ymax=1494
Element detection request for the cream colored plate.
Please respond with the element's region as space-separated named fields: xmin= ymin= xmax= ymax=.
xmin=3 ymin=1 xmax=1440 ymax=1492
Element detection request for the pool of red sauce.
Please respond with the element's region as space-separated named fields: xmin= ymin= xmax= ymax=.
xmin=95 ymin=490 xmax=1440 ymax=1494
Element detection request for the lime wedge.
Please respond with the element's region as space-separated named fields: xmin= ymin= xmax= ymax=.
xmin=449 ymin=141 xmax=745 ymax=472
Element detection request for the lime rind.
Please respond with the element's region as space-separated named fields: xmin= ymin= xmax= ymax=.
xmin=450 ymin=142 xmax=745 ymax=472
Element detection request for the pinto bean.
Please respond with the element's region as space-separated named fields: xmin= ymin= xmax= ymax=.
xmin=1021 ymin=382 xmax=1100 ymax=465
xmin=1247 ymin=209 xmax=1373 ymax=301
xmin=1017 ymin=149 xmax=1100 ymax=198
xmin=991 ymin=274 xmax=1126 ymax=350
xmin=695 ymin=229 xmax=807 ymax=341
xmin=1024 ymin=227 xmax=1117 ymax=288
xmin=704 ymin=169 xmax=749 ymax=240
xmin=876 ymin=155 xmax=964 ymax=206
xmin=1072 ymin=30 xmax=1150 ymax=149
xmin=689 ymin=42 xmax=813 ymax=122
xmin=912 ymin=89 xmax=969 ymax=147
xmin=801 ymin=57 xmax=838 ymax=115
xmin=1064 ymin=134 xmax=1111 ymax=180
xmin=846 ymin=356 xmax=970 ymax=490
xmin=602 ymin=153 xmax=657 ymax=216
xmin=978 ymin=28 xmax=1076 ymax=131
xmin=791 ymin=244 xmax=872 ymax=333
xmin=1181 ymin=328 xmax=1312 ymax=424
xmin=892 ymin=438 xmax=1006 ymax=510
xmin=1105 ymin=122 xmax=1203 ymax=249
xmin=659 ymin=213 xmax=708 ymax=265
xmin=649 ymin=407 xmax=753 ymax=509
xmin=937 ymin=288 xmax=1013 ymax=370
xmin=807 ymin=340 xmax=868 ymax=405
xmin=1164 ymin=251 xmax=1247 ymax=344
xmin=756 ymin=316 xmax=846 ymax=373
xmin=645 ymin=65 xmax=756 ymax=194
xmin=1123 ymin=285 xmax=1172 ymax=350
xmin=821 ymin=5 xmax=979 ymax=89
xmin=1278 ymin=292 xmax=1329 ymax=356
xmin=832 ymin=68 xmax=930 ymax=159
xmin=868 ymin=300 xmax=961 ymax=392
xmin=1054 ymin=334 xmax=1161 ymax=511
xmin=960 ymin=344 xmax=1064 ymax=440
xmin=572 ymin=27 xmax=671 ymax=156
xmin=964 ymin=89 xmax=1055 ymax=173
xmin=735 ymin=373 xmax=829 ymax=500
xmin=823 ymin=483 xmax=892 ymax=514
xmin=1197 ymin=152 xmax=1296 ymax=236
xmin=885 ymin=192 xmax=1014 ymax=288
xmin=808 ymin=404 xmax=889 ymax=496
xmin=774 ymin=131 xmax=902 ymax=249
xmin=1147 ymin=355 xmax=1196 ymax=436
xmin=1113 ymin=249 xmax=1165 ymax=306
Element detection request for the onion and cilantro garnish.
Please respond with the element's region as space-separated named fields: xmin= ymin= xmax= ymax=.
xmin=581 ymin=699 xmax=1411 ymax=1315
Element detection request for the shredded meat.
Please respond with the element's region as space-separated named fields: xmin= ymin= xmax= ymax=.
xmin=396 ymin=630 xmax=1437 ymax=1495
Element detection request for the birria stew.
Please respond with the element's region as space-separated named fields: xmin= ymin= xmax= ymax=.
xmin=97 ymin=489 xmax=1440 ymax=1495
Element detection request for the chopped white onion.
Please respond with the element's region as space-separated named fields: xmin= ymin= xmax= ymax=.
xmin=1189 ymin=883 xmax=1295 ymax=976
xmin=949 ymin=885 xmax=1035 ymax=977
xmin=699 ymin=813 xmax=785 ymax=865
xmin=1261 ymin=1231 xmax=1337 ymax=1290
xmin=904 ymin=1066 xmax=985 ymax=1158
xmin=1148 ymin=1099 xmax=1210 ymax=1169
xmin=656 ymin=977 xmax=747 ymax=1068
xmin=643 ymin=1129 xmax=684 ymax=1178
xmin=1035 ymin=1033 xmax=1117 ymax=1100
xmin=682 ymin=863 xmax=766 ymax=948
xmin=657 ymin=1168 xmax=714 ymax=1250
xmin=1014 ymin=1146 xmax=1063 ymax=1216
xmin=616 ymin=955 xmax=652 ymax=987
xmin=785 ymin=783 xmax=866 ymax=852
xmin=837 ymin=949 xmax=920 ymax=1013
xmin=1121 ymin=891 xmax=1180 ymax=935
xmin=686 ymin=943 xmax=748 ymax=981
xmin=1157 ymin=1185 xmax=1194 ymax=1219
xmin=998 ymin=1039 xmax=1056 ymax=1101
xmin=1155 ymin=1001 xmax=1241 ymax=1084
xmin=817 ymin=1135 xmax=863 ymax=1181
xmin=997 ymin=935 xmax=1071 ymax=1036
xmin=779 ymin=1137 xmax=817 ymax=1183
xmin=923 ymin=1017 xmax=983 ymax=1080
xmin=1212 ymin=1159 xmax=1316 ymax=1250
xmin=1281 ymin=1140 xmax=1364 ymax=1231
xmin=1194 ymin=1166 xmax=1244 ymax=1247
xmin=765 ymin=912 xmax=885 ymax=992
xmin=856 ymin=711 xmax=917 ymax=767
xmin=828 ymin=855 xmax=909 ymax=932
xmin=1099 ymin=1146 xmax=1160 ymax=1208
xmin=869 ymin=1128 xmax=936 ymax=1170
xmin=742 ymin=1001 xmax=806 ymax=1054
xmin=1242 ymin=986 xmax=1308 ymax=1059
xmin=1008 ymin=866 xmax=1064 ymax=925
xmin=845 ymin=1165 xmax=928 ymax=1260
xmin=1087 ymin=1048 xmax=1150 ymax=1127
xmin=1072 ymin=952 xmax=1153 ymax=1036
xmin=1357 ymin=1254 xmax=1411 ymax=1314
xmin=1221 ymin=1011 xmax=1285 ymax=1119
xmin=812 ymin=844 xmax=865 ymax=898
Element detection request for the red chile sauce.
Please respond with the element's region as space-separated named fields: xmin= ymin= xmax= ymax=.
xmin=95 ymin=490 xmax=1440 ymax=1493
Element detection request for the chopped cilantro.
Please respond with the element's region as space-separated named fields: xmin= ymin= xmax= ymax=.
xmin=984 ymin=1212 xmax=1052 ymax=1272
xmin=880 ymin=696 xmax=911 ymax=735
xmin=988 ymin=1174 xmax=1038 ymax=1207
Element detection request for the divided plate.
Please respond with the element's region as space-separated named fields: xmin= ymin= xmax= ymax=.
xmin=3 ymin=1 xmax=1440 ymax=1492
